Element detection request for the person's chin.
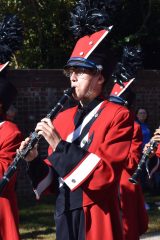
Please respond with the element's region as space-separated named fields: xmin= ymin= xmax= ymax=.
xmin=73 ymin=93 xmax=80 ymax=101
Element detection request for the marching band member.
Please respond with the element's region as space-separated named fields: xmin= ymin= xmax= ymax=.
xmin=109 ymin=75 xmax=148 ymax=240
xmin=0 ymin=15 xmax=23 ymax=240
xmin=19 ymin=1 xmax=135 ymax=239
xmin=0 ymin=63 xmax=23 ymax=240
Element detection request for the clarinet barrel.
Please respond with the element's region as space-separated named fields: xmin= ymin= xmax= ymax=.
xmin=129 ymin=140 xmax=158 ymax=184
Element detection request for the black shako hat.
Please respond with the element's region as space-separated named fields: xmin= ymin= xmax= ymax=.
xmin=0 ymin=14 xmax=23 ymax=112
xmin=109 ymin=45 xmax=143 ymax=106
xmin=0 ymin=63 xmax=17 ymax=112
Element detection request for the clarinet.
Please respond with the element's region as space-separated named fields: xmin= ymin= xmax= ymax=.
xmin=129 ymin=140 xmax=158 ymax=184
xmin=0 ymin=87 xmax=74 ymax=195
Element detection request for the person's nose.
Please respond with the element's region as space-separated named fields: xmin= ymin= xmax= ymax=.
xmin=70 ymin=71 xmax=77 ymax=82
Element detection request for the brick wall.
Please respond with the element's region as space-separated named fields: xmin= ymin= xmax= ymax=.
xmin=6 ymin=69 xmax=160 ymax=197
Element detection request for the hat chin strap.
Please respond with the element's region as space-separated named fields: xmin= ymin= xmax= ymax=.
xmin=86 ymin=88 xmax=94 ymax=98
xmin=80 ymin=88 xmax=95 ymax=107
xmin=81 ymin=73 xmax=102 ymax=105
xmin=85 ymin=86 xmax=99 ymax=102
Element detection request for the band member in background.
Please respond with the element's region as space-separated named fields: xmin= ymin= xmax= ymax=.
xmin=19 ymin=1 xmax=135 ymax=239
xmin=0 ymin=63 xmax=23 ymax=240
xmin=109 ymin=76 xmax=148 ymax=240
xmin=0 ymin=14 xmax=23 ymax=240
xmin=120 ymin=120 xmax=148 ymax=240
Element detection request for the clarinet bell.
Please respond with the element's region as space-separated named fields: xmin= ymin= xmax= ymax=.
xmin=128 ymin=176 xmax=138 ymax=184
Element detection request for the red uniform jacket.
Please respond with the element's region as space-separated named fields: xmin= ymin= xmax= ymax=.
xmin=0 ymin=121 xmax=22 ymax=240
xmin=28 ymin=99 xmax=134 ymax=240
xmin=120 ymin=121 xmax=148 ymax=240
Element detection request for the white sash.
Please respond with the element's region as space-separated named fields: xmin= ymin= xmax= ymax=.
xmin=66 ymin=101 xmax=104 ymax=143
xmin=0 ymin=121 xmax=5 ymax=127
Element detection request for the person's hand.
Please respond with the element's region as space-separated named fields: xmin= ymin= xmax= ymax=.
xmin=18 ymin=137 xmax=38 ymax=162
xmin=143 ymin=142 xmax=156 ymax=158
xmin=152 ymin=128 xmax=160 ymax=142
xmin=143 ymin=142 xmax=150 ymax=154
xmin=35 ymin=118 xmax=61 ymax=151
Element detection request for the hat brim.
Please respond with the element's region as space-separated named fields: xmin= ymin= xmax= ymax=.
xmin=64 ymin=57 xmax=97 ymax=70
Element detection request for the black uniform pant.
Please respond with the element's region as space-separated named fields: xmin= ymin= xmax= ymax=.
xmin=55 ymin=208 xmax=85 ymax=240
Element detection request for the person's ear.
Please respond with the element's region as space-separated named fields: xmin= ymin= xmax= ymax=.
xmin=97 ymin=74 xmax=105 ymax=85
